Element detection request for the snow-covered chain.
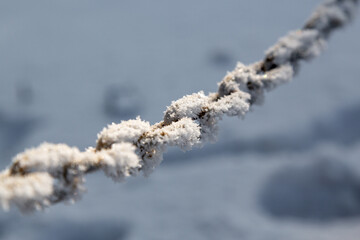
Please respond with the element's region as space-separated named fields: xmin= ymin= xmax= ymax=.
xmin=0 ymin=0 xmax=358 ymax=212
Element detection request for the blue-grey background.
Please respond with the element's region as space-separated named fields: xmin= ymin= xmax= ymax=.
xmin=1 ymin=0 xmax=360 ymax=239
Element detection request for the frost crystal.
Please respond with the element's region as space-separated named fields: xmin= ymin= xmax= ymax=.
xmin=11 ymin=143 xmax=82 ymax=175
xmin=164 ymin=91 xmax=210 ymax=125
xmin=0 ymin=171 xmax=53 ymax=212
xmin=96 ymin=117 xmax=151 ymax=150
xmin=99 ymin=143 xmax=141 ymax=181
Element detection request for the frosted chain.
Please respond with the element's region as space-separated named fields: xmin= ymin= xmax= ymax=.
xmin=0 ymin=0 xmax=358 ymax=212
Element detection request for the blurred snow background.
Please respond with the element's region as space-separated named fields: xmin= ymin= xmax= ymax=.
xmin=0 ymin=0 xmax=360 ymax=239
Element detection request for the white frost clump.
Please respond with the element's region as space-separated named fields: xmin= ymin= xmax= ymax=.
xmin=98 ymin=143 xmax=141 ymax=181
xmin=163 ymin=90 xmax=250 ymax=142
xmin=139 ymin=118 xmax=201 ymax=174
xmin=164 ymin=91 xmax=224 ymax=143
xmin=265 ymin=30 xmax=326 ymax=66
xmin=218 ymin=63 xmax=293 ymax=105
xmin=211 ymin=91 xmax=250 ymax=118
xmin=11 ymin=143 xmax=82 ymax=175
xmin=164 ymin=91 xmax=209 ymax=125
xmin=306 ymin=0 xmax=357 ymax=32
xmin=8 ymin=144 xmax=92 ymax=208
xmin=97 ymin=117 xmax=151 ymax=149
xmin=0 ymin=171 xmax=53 ymax=212
xmin=150 ymin=118 xmax=201 ymax=149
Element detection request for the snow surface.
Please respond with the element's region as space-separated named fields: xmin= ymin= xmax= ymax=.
xmin=0 ymin=0 xmax=360 ymax=239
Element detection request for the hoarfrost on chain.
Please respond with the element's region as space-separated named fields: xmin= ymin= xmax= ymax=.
xmin=0 ymin=0 xmax=358 ymax=212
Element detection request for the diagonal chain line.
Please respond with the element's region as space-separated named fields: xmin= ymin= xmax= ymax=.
xmin=0 ymin=0 xmax=358 ymax=213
